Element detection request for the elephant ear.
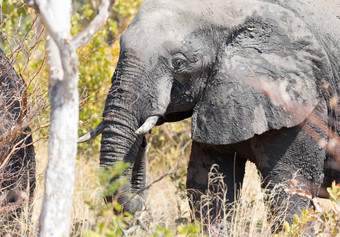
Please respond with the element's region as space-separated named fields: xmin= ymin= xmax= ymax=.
xmin=192 ymin=13 xmax=331 ymax=145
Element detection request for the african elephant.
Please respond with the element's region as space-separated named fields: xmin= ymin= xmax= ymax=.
xmin=81 ymin=0 xmax=340 ymax=226
xmin=0 ymin=49 xmax=36 ymax=212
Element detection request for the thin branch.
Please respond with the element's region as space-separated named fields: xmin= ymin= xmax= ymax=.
xmin=0 ymin=192 xmax=31 ymax=215
xmin=126 ymin=163 xmax=180 ymax=204
xmin=27 ymin=0 xmax=67 ymax=48
xmin=72 ymin=0 xmax=115 ymax=49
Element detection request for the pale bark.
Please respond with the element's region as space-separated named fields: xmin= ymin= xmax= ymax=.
xmin=25 ymin=0 xmax=114 ymax=236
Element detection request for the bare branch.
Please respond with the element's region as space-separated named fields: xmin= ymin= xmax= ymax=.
xmin=72 ymin=0 xmax=115 ymax=49
xmin=0 ymin=190 xmax=29 ymax=215
xmin=126 ymin=163 xmax=180 ymax=204
xmin=27 ymin=0 xmax=70 ymax=48
xmin=24 ymin=0 xmax=38 ymax=11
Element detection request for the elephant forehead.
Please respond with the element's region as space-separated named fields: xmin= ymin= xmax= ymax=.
xmin=121 ymin=10 xmax=194 ymax=59
xmin=120 ymin=0 xmax=258 ymax=57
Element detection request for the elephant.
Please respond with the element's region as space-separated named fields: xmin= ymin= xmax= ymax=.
xmin=0 ymin=48 xmax=36 ymax=213
xmin=81 ymin=0 xmax=340 ymax=227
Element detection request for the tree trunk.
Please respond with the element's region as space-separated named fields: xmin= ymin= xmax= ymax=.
xmin=39 ymin=36 xmax=79 ymax=236
xmin=33 ymin=1 xmax=77 ymax=236
xmin=25 ymin=0 xmax=115 ymax=235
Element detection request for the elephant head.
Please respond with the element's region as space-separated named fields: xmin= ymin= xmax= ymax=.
xmin=81 ymin=0 xmax=339 ymax=214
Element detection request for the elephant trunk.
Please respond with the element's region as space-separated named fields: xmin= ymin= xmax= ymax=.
xmin=100 ymin=113 xmax=140 ymax=166
xmin=130 ymin=137 xmax=147 ymax=198
xmin=100 ymin=54 xmax=172 ymax=213
xmin=100 ymin=115 xmax=146 ymax=213
xmin=100 ymin=85 xmax=146 ymax=213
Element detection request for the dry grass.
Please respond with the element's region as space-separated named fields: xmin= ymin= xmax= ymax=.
xmin=0 ymin=121 xmax=338 ymax=236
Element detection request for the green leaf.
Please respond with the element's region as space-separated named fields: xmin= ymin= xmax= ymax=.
xmin=283 ymin=221 xmax=290 ymax=233
xmin=293 ymin=214 xmax=300 ymax=225
xmin=82 ymin=230 xmax=102 ymax=237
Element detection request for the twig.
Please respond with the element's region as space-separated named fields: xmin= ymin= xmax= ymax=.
xmin=126 ymin=163 xmax=180 ymax=204
xmin=72 ymin=0 xmax=115 ymax=49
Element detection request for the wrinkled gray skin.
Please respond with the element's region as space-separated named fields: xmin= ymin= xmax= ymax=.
xmin=99 ymin=0 xmax=340 ymax=226
xmin=0 ymin=49 xmax=36 ymax=209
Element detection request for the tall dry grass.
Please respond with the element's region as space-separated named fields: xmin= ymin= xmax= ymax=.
xmin=1 ymin=121 xmax=339 ymax=236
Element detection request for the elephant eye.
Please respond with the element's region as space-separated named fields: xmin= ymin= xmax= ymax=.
xmin=171 ymin=55 xmax=187 ymax=71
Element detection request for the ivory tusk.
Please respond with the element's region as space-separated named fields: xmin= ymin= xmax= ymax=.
xmin=78 ymin=121 xmax=104 ymax=143
xmin=135 ymin=116 xmax=159 ymax=135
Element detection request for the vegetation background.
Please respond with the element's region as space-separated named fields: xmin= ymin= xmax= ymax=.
xmin=0 ymin=0 xmax=339 ymax=236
